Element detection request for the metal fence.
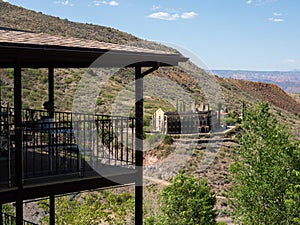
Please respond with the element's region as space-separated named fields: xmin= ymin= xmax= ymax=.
xmin=0 ymin=107 xmax=135 ymax=188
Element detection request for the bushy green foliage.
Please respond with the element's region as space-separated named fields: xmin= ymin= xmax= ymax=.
xmin=230 ymin=102 xmax=299 ymax=224
xmin=224 ymin=110 xmax=240 ymax=125
xmin=163 ymin=134 xmax=174 ymax=145
xmin=145 ymin=173 xmax=217 ymax=225
xmin=285 ymin=170 xmax=300 ymax=224
xmin=38 ymin=191 xmax=134 ymax=225
xmin=2 ymin=203 xmax=14 ymax=215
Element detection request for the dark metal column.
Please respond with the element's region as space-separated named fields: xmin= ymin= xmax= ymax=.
xmin=0 ymin=203 xmax=3 ymax=224
xmin=135 ymin=66 xmax=143 ymax=225
xmin=49 ymin=195 xmax=55 ymax=225
xmin=48 ymin=67 xmax=54 ymax=118
xmin=48 ymin=68 xmax=55 ymax=174
xmin=14 ymin=66 xmax=23 ymax=225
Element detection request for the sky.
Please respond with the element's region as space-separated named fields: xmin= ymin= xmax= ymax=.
xmin=2 ymin=0 xmax=300 ymax=71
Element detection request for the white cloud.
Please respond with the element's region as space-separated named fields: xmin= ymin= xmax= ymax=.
xmin=268 ymin=11 xmax=284 ymax=23
xmin=247 ymin=0 xmax=277 ymax=6
xmin=102 ymin=1 xmax=119 ymax=6
xmin=93 ymin=0 xmax=119 ymax=6
xmin=147 ymin=12 xmax=179 ymax=21
xmin=284 ymin=59 xmax=297 ymax=64
xmin=108 ymin=1 xmax=119 ymax=6
xmin=147 ymin=11 xmax=198 ymax=21
xmin=268 ymin=17 xmax=284 ymax=23
xmin=151 ymin=5 xmax=160 ymax=11
xmin=181 ymin=11 xmax=198 ymax=19
xmin=54 ymin=0 xmax=74 ymax=6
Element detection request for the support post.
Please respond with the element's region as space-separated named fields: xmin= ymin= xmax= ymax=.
xmin=48 ymin=67 xmax=54 ymax=118
xmin=49 ymin=195 xmax=55 ymax=225
xmin=14 ymin=66 xmax=23 ymax=225
xmin=0 ymin=203 xmax=3 ymax=224
xmin=48 ymin=68 xmax=55 ymax=174
xmin=135 ymin=66 xmax=143 ymax=225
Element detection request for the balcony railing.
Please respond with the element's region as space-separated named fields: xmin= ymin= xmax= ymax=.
xmin=0 ymin=107 xmax=135 ymax=189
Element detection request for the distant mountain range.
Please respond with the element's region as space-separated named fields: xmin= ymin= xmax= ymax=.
xmin=211 ymin=70 xmax=300 ymax=93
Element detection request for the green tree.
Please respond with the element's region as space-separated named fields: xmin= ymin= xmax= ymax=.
xmin=146 ymin=172 xmax=217 ymax=225
xmin=286 ymin=170 xmax=300 ymax=224
xmin=230 ymin=102 xmax=298 ymax=224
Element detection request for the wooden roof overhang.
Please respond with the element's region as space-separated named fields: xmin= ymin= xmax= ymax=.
xmin=0 ymin=28 xmax=187 ymax=68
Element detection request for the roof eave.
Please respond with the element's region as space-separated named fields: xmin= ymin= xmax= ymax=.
xmin=0 ymin=43 xmax=187 ymax=68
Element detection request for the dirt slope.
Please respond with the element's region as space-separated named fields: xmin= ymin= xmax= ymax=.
xmin=216 ymin=77 xmax=300 ymax=115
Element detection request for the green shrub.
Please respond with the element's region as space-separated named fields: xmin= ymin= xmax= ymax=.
xmin=64 ymin=77 xmax=73 ymax=84
xmin=96 ymin=98 xmax=104 ymax=106
xmin=143 ymin=115 xmax=151 ymax=126
xmin=217 ymin=222 xmax=227 ymax=225
xmin=38 ymin=190 xmax=134 ymax=225
xmin=225 ymin=110 xmax=240 ymax=125
xmin=285 ymin=170 xmax=300 ymax=224
xmin=146 ymin=173 xmax=217 ymax=225
xmin=163 ymin=134 xmax=174 ymax=145
xmin=2 ymin=203 xmax=14 ymax=215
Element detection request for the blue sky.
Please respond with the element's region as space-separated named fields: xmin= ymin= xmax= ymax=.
xmin=3 ymin=0 xmax=300 ymax=71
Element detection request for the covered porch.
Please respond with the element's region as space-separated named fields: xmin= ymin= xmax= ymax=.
xmin=0 ymin=27 xmax=187 ymax=224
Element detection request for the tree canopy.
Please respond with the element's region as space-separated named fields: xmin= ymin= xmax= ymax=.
xmin=146 ymin=172 xmax=217 ymax=225
xmin=230 ymin=102 xmax=300 ymax=224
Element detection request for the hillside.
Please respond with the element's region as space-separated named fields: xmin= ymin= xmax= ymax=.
xmin=216 ymin=77 xmax=300 ymax=115
xmin=216 ymin=77 xmax=300 ymax=138
xmin=0 ymin=0 xmax=137 ymax=44
xmin=290 ymin=93 xmax=300 ymax=103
